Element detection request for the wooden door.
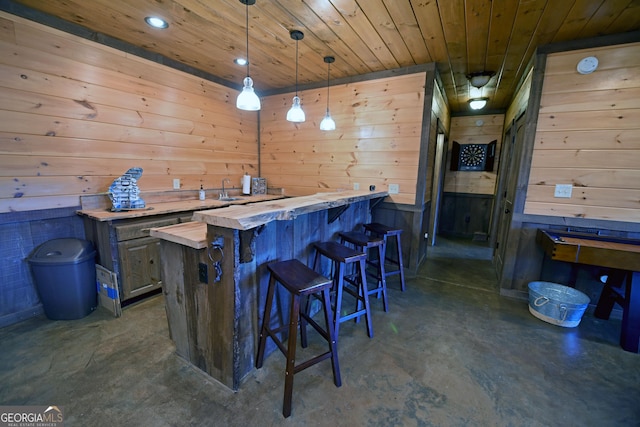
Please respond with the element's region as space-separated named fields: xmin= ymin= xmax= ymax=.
xmin=494 ymin=115 xmax=525 ymax=277
xmin=429 ymin=132 xmax=447 ymax=246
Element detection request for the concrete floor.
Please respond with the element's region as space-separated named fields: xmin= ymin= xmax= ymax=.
xmin=1 ymin=238 xmax=639 ymax=426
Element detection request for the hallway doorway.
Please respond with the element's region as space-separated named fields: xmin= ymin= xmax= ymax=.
xmin=420 ymin=236 xmax=498 ymax=293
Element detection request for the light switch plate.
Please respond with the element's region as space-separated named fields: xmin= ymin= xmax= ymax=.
xmin=388 ymin=184 xmax=399 ymax=194
xmin=554 ymin=184 xmax=572 ymax=198
xmin=173 ymin=178 xmax=181 ymax=189
xmin=353 ymin=183 xmax=360 ymax=190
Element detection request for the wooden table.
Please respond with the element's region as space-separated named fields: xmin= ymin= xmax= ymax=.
xmin=153 ymin=190 xmax=388 ymax=389
xmin=536 ymin=229 xmax=640 ymax=353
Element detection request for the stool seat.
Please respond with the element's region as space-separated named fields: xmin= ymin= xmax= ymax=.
xmin=269 ymin=259 xmax=335 ymax=296
xmin=256 ymin=259 xmax=341 ymax=418
xmin=364 ymin=222 xmax=401 ymax=236
xmin=312 ymin=241 xmax=373 ymax=340
xmin=314 ymin=241 xmax=367 ymax=264
xmin=339 ymin=231 xmax=388 ymax=312
xmin=364 ymin=222 xmax=406 ymax=292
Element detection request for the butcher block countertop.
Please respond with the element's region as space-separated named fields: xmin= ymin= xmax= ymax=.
xmin=150 ymin=221 xmax=208 ymax=249
xmin=77 ymin=194 xmax=285 ymax=221
xmin=193 ymin=190 xmax=388 ymax=231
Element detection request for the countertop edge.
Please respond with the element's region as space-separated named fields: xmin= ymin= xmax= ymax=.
xmin=193 ymin=190 xmax=388 ymax=230
xmin=77 ymin=194 xmax=285 ymax=221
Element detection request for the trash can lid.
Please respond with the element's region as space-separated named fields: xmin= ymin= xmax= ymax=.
xmin=28 ymin=238 xmax=96 ymax=265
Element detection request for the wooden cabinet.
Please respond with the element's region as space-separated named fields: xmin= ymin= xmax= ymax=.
xmin=83 ymin=213 xmax=191 ymax=304
xmin=118 ymin=236 xmax=162 ymax=300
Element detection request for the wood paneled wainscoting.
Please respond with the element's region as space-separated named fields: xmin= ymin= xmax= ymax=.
xmin=438 ymin=193 xmax=494 ymax=240
xmin=0 ymin=208 xmax=85 ymax=327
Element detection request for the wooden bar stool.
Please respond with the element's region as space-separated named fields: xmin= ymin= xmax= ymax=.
xmin=363 ymin=222 xmax=406 ymax=292
xmin=256 ymin=259 xmax=341 ymax=418
xmin=312 ymin=241 xmax=374 ymax=340
xmin=338 ymin=231 xmax=388 ymax=312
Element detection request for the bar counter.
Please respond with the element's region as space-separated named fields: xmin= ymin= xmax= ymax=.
xmin=192 ymin=190 xmax=389 ymax=230
xmin=78 ymin=193 xmax=284 ymax=221
xmin=152 ymin=190 xmax=387 ymax=390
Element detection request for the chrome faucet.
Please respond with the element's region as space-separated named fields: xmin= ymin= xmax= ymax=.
xmin=220 ymin=178 xmax=231 ymax=199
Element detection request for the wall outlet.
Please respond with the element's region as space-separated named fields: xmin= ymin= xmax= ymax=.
xmin=554 ymin=184 xmax=572 ymax=198
xmin=173 ymin=178 xmax=181 ymax=190
xmin=198 ymin=263 xmax=208 ymax=283
xmin=388 ymin=184 xmax=399 ymax=194
xmin=353 ymin=183 xmax=360 ymax=190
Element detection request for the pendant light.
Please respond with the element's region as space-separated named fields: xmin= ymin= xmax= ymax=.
xmin=468 ymin=98 xmax=488 ymax=110
xmin=286 ymin=30 xmax=305 ymax=123
xmin=236 ymin=0 xmax=260 ymax=111
xmin=319 ymin=56 xmax=336 ymax=131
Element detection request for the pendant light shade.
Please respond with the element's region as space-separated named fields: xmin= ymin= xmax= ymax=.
xmin=286 ymin=30 xmax=305 ymax=123
xmin=236 ymin=0 xmax=260 ymax=111
xmin=237 ymin=77 xmax=260 ymax=110
xmin=466 ymin=71 xmax=495 ymax=89
xmin=468 ymin=98 xmax=488 ymax=110
xmin=319 ymin=56 xmax=336 ymax=131
xmin=287 ymin=95 xmax=305 ymax=122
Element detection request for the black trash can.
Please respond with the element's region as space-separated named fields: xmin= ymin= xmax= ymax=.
xmin=28 ymin=238 xmax=97 ymax=320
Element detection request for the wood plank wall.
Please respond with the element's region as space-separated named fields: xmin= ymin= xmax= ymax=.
xmin=444 ymin=114 xmax=504 ymax=195
xmin=525 ymin=42 xmax=640 ymax=222
xmin=505 ymin=68 xmax=532 ymax=126
xmin=260 ymin=72 xmax=427 ymax=206
xmin=0 ymin=12 xmax=258 ymax=213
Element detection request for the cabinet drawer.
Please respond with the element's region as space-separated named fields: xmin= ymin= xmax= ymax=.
xmin=115 ymin=217 xmax=179 ymax=241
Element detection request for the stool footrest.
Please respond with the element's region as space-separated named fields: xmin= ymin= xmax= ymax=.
xmin=300 ymin=310 xmax=331 ymax=343
xmin=294 ymin=351 xmax=334 ymax=374
xmin=262 ymin=329 xmax=289 ymax=357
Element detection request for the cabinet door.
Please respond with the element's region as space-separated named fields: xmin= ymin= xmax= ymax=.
xmin=118 ymin=237 xmax=162 ymax=300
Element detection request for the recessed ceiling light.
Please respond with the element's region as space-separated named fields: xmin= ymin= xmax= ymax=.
xmin=234 ymin=58 xmax=248 ymax=66
xmin=144 ymin=16 xmax=168 ymax=29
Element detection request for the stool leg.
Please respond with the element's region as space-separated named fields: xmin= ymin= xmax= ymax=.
xmin=299 ymin=294 xmax=310 ymax=348
xmin=321 ymin=287 xmax=342 ymax=387
xmin=283 ymin=293 xmax=300 ymax=418
xmin=358 ymin=258 xmax=374 ymax=338
xmin=256 ymin=275 xmax=276 ymax=369
xmin=333 ymin=262 xmax=345 ymax=341
xmin=394 ymin=234 xmax=406 ymax=292
xmin=377 ymin=244 xmax=388 ymax=312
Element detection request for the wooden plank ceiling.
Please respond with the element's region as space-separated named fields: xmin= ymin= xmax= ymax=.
xmin=10 ymin=0 xmax=640 ymax=113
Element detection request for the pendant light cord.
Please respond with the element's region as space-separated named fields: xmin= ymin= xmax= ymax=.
xmin=326 ymin=61 xmax=330 ymax=108
xmin=245 ymin=1 xmax=250 ymax=77
xmin=295 ymin=39 xmax=299 ymax=96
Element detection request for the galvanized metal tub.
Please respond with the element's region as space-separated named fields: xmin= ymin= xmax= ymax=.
xmin=528 ymin=281 xmax=590 ymax=328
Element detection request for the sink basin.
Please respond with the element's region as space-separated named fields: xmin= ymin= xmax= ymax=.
xmin=219 ymin=197 xmax=243 ymax=201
